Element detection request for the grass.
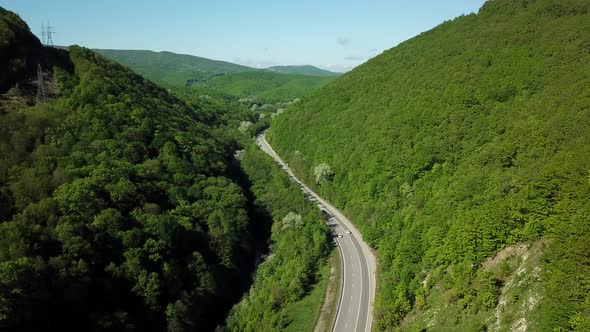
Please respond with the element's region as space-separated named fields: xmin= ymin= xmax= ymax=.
xmin=315 ymin=248 xmax=342 ymax=332
xmin=284 ymin=249 xmax=340 ymax=332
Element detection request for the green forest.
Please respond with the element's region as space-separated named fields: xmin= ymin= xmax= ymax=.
xmin=93 ymin=49 xmax=254 ymax=87
xmin=95 ymin=49 xmax=336 ymax=102
xmin=3 ymin=0 xmax=590 ymax=330
xmin=0 ymin=6 xmax=335 ymax=331
xmin=225 ymin=144 xmax=331 ymax=331
xmin=268 ymin=0 xmax=590 ymax=330
xmin=1 ymin=36 xmax=249 ymax=331
xmin=203 ymin=71 xmax=333 ymax=102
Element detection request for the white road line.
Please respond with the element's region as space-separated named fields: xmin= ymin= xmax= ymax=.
xmin=257 ymin=133 xmax=373 ymax=332
xmin=332 ymin=237 xmax=346 ymax=331
xmin=354 ymin=236 xmax=364 ymax=332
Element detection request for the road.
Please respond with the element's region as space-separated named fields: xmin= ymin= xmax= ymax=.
xmin=256 ymin=131 xmax=376 ymax=332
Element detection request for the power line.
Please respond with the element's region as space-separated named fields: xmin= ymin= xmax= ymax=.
xmin=46 ymin=23 xmax=55 ymax=47
xmin=39 ymin=22 xmax=55 ymax=47
xmin=40 ymin=23 xmax=46 ymax=45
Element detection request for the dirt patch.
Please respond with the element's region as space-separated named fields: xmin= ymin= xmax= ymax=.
xmin=488 ymin=240 xmax=547 ymax=332
xmin=482 ymin=243 xmax=528 ymax=271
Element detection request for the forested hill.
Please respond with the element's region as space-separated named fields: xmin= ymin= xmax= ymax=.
xmin=0 ymin=7 xmax=255 ymax=331
xmin=93 ymin=49 xmax=254 ymax=87
xmin=268 ymin=0 xmax=590 ymax=330
xmin=267 ymin=65 xmax=341 ymax=77
xmin=203 ymin=71 xmax=334 ymax=102
xmin=95 ymin=49 xmax=337 ymax=101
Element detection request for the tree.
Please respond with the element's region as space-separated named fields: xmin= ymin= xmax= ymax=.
xmin=313 ymin=163 xmax=334 ymax=184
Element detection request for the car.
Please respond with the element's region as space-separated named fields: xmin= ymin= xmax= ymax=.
xmin=338 ymin=234 xmax=343 ymax=238
xmin=346 ymin=230 xmax=352 ymax=234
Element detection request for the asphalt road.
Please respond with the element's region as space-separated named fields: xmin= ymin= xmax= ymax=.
xmin=256 ymin=131 xmax=376 ymax=332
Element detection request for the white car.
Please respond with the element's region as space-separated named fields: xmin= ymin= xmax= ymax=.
xmin=346 ymin=230 xmax=352 ymax=234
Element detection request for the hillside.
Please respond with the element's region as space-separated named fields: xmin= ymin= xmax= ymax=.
xmin=1 ymin=10 xmax=255 ymax=331
xmin=0 ymin=7 xmax=43 ymax=93
xmin=267 ymin=65 xmax=341 ymax=77
xmin=93 ymin=49 xmax=253 ymax=86
xmin=0 ymin=7 xmax=336 ymax=331
xmin=95 ymin=49 xmax=336 ymax=101
xmin=204 ymin=71 xmax=333 ymax=102
xmin=268 ymin=0 xmax=590 ymax=330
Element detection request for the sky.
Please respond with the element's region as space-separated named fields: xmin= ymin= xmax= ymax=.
xmin=2 ymin=0 xmax=487 ymax=72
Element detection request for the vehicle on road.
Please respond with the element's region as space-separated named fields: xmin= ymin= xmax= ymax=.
xmin=257 ymin=131 xmax=375 ymax=332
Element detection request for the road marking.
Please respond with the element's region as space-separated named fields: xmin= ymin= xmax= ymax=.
xmin=258 ymin=133 xmax=368 ymax=332
xmin=353 ymin=236 xmax=365 ymax=332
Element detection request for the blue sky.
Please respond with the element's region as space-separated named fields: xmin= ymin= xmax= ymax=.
xmin=3 ymin=0 xmax=486 ymax=72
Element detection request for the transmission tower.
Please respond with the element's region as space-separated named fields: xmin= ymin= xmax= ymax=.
xmin=40 ymin=23 xmax=47 ymax=45
xmin=46 ymin=23 xmax=55 ymax=47
xmin=36 ymin=64 xmax=47 ymax=105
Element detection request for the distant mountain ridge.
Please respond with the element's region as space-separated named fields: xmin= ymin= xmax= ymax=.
xmin=95 ymin=48 xmax=337 ymax=100
xmin=94 ymin=49 xmax=339 ymax=85
xmin=94 ymin=49 xmax=254 ymax=86
xmin=267 ymin=65 xmax=341 ymax=77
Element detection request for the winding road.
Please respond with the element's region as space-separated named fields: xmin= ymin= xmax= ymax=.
xmin=256 ymin=131 xmax=376 ymax=332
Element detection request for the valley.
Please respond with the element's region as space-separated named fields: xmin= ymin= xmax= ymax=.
xmin=1 ymin=0 xmax=590 ymax=331
xmin=257 ymin=131 xmax=376 ymax=332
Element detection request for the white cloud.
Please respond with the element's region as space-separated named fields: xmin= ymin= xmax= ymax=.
xmin=336 ymin=37 xmax=351 ymax=46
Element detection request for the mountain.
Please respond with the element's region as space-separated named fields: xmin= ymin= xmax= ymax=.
xmin=95 ymin=49 xmax=336 ymax=101
xmin=204 ymin=71 xmax=334 ymax=101
xmin=93 ymin=49 xmax=254 ymax=86
xmin=268 ymin=0 xmax=590 ymax=330
xmin=1 ymin=6 xmax=335 ymax=331
xmin=1 ymin=8 xmax=257 ymax=331
xmin=0 ymin=7 xmax=43 ymax=93
xmin=266 ymin=65 xmax=341 ymax=77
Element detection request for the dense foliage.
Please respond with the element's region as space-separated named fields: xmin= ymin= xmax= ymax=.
xmin=170 ymin=86 xmax=269 ymax=132
xmin=269 ymin=0 xmax=590 ymax=330
xmin=0 ymin=12 xmax=257 ymax=331
xmin=203 ymin=71 xmax=332 ymax=102
xmin=225 ymin=144 xmax=331 ymax=331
